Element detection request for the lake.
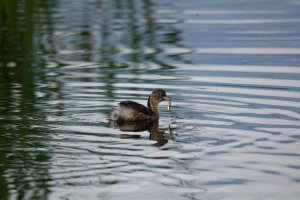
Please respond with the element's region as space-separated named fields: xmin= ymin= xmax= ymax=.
xmin=0 ymin=0 xmax=300 ymax=199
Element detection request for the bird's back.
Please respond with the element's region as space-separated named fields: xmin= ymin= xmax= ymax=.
xmin=109 ymin=101 xmax=156 ymax=121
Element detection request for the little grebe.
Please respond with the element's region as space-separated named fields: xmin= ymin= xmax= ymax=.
xmin=109 ymin=89 xmax=171 ymax=122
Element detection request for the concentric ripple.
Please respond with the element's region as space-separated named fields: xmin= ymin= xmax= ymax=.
xmin=1 ymin=0 xmax=300 ymax=200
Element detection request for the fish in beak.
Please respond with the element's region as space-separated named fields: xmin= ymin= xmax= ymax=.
xmin=163 ymin=96 xmax=172 ymax=111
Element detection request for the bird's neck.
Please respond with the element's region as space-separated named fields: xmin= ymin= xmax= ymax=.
xmin=147 ymin=96 xmax=159 ymax=115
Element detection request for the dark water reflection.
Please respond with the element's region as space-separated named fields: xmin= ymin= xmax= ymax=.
xmin=1 ymin=0 xmax=300 ymax=199
xmin=110 ymin=120 xmax=171 ymax=147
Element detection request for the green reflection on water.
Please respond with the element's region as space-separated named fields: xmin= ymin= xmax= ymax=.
xmin=0 ymin=1 xmax=52 ymax=199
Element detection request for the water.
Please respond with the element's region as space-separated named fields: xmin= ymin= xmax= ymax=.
xmin=1 ymin=0 xmax=300 ymax=199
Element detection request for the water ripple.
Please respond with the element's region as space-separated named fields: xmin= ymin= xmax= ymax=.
xmin=1 ymin=0 xmax=300 ymax=199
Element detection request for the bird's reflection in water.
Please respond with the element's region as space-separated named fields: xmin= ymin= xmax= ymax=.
xmin=109 ymin=120 xmax=171 ymax=147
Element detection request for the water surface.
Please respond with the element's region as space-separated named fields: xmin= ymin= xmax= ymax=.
xmin=1 ymin=0 xmax=300 ymax=199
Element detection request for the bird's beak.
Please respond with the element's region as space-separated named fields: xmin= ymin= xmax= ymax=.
xmin=163 ymin=96 xmax=172 ymax=111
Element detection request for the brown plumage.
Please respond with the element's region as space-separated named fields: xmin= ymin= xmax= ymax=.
xmin=109 ymin=89 xmax=171 ymax=122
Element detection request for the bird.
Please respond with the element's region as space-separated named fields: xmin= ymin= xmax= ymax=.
xmin=109 ymin=89 xmax=171 ymax=122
